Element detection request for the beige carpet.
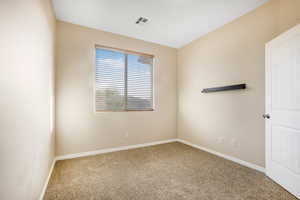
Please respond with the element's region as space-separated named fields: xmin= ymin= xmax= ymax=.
xmin=44 ymin=142 xmax=297 ymax=200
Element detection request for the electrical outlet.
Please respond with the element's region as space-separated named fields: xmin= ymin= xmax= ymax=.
xmin=231 ymin=139 xmax=239 ymax=148
xmin=217 ymin=137 xmax=224 ymax=144
xmin=231 ymin=139 xmax=236 ymax=145
xmin=125 ymin=132 xmax=129 ymax=137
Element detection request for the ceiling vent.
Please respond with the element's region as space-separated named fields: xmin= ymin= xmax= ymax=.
xmin=136 ymin=17 xmax=148 ymax=25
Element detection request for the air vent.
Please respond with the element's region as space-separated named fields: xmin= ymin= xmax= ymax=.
xmin=136 ymin=17 xmax=148 ymax=24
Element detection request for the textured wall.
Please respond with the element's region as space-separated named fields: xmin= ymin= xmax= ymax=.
xmin=55 ymin=21 xmax=177 ymax=156
xmin=0 ymin=0 xmax=56 ymax=199
xmin=177 ymin=0 xmax=300 ymax=167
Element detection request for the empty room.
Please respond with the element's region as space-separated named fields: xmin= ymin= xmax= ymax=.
xmin=1 ymin=0 xmax=300 ymax=199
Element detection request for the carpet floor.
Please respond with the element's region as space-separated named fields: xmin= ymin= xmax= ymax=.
xmin=44 ymin=142 xmax=297 ymax=200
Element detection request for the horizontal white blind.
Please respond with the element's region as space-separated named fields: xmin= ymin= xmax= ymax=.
xmin=95 ymin=48 xmax=125 ymax=111
xmin=127 ymin=54 xmax=153 ymax=110
xmin=95 ymin=47 xmax=153 ymax=111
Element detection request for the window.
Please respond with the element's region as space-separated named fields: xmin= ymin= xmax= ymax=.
xmin=95 ymin=45 xmax=154 ymax=111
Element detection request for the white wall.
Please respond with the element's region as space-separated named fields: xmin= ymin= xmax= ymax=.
xmin=177 ymin=0 xmax=300 ymax=167
xmin=0 ymin=0 xmax=56 ymax=199
xmin=55 ymin=21 xmax=177 ymax=156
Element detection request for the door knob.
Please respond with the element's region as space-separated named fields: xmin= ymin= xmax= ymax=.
xmin=263 ymin=114 xmax=270 ymax=119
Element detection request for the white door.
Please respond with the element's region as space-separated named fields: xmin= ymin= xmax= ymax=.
xmin=265 ymin=24 xmax=300 ymax=199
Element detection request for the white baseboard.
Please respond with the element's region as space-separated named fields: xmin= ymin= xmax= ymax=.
xmin=39 ymin=138 xmax=264 ymax=199
xmin=39 ymin=158 xmax=56 ymax=200
xmin=56 ymin=139 xmax=178 ymax=161
xmin=56 ymin=139 xmax=265 ymax=173
xmin=176 ymin=139 xmax=265 ymax=173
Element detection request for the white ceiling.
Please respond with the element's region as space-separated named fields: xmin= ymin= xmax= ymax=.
xmin=52 ymin=0 xmax=270 ymax=48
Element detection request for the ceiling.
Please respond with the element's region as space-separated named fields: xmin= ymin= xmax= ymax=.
xmin=52 ymin=0 xmax=270 ymax=48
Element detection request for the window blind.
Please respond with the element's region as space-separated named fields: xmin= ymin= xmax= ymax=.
xmin=95 ymin=46 xmax=153 ymax=111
